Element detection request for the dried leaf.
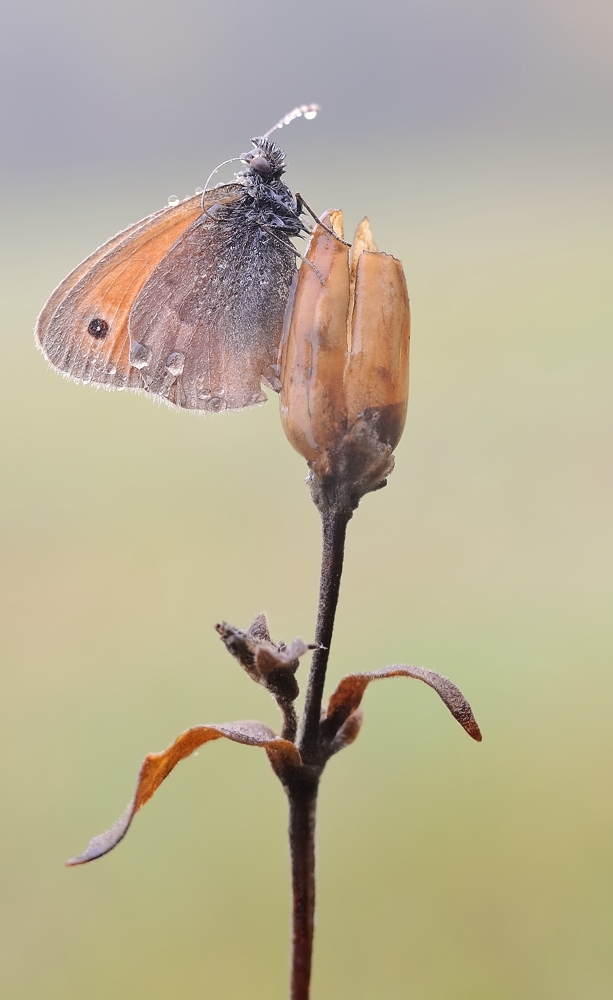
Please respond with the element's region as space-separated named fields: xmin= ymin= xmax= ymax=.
xmin=67 ymin=721 xmax=301 ymax=866
xmin=247 ymin=612 xmax=273 ymax=644
xmin=216 ymin=622 xmax=260 ymax=678
xmin=255 ymin=639 xmax=309 ymax=677
xmin=216 ymin=619 xmax=308 ymax=701
xmin=322 ymin=666 xmax=482 ymax=747
xmin=327 ymin=708 xmax=364 ymax=757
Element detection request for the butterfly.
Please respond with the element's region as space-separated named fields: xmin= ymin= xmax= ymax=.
xmin=35 ymin=105 xmax=322 ymax=413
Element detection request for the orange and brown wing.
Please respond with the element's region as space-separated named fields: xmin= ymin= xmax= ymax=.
xmin=126 ymin=188 xmax=297 ymax=411
xmin=35 ymin=195 xmax=204 ymax=390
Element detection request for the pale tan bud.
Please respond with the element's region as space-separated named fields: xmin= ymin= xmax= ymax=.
xmin=280 ymin=211 xmax=410 ymax=509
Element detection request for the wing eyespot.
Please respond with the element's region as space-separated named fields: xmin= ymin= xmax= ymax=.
xmin=87 ymin=318 xmax=109 ymax=339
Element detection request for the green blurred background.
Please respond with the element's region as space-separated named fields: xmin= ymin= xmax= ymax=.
xmin=1 ymin=1 xmax=612 ymax=997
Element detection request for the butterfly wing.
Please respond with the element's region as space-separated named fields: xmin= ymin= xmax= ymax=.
xmin=37 ymin=185 xmax=298 ymax=411
xmin=36 ymin=195 xmax=204 ymax=390
xmin=128 ymin=190 xmax=297 ymax=411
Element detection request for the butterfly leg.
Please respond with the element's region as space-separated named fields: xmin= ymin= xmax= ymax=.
xmin=262 ymin=227 xmax=325 ymax=286
xmin=295 ymin=194 xmax=352 ymax=247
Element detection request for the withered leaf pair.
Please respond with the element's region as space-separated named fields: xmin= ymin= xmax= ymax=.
xmin=67 ymin=617 xmax=481 ymax=866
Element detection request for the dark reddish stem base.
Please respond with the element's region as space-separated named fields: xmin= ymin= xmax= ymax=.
xmin=287 ymin=775 xmax=318 ymax=1000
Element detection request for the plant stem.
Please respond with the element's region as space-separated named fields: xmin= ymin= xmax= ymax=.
xmin=280 ymin=700 xmax=298 ymax=743
xmin=298 ymin=505 xmax=351 ymax=763
xmin=288 ymin=777 xmax=318 ymax=1000
xmin=287 ymin=491 xmax=351 ymax=999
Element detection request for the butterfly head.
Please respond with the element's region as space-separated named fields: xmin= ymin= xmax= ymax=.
xmin=240 ymin=138 xmax=286 ymax=181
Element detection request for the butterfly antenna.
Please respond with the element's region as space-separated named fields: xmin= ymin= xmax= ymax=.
xmin=260 ymin=104 xmax=320 ymax=140
xmin=202 ymin=105 xmax=320 ymax=214
xmin=203 ymin=156 xmax=244 ymax=199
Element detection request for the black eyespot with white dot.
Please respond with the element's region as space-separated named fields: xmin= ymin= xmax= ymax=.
xmin=88 ymin=318 xmax=109 ymax=339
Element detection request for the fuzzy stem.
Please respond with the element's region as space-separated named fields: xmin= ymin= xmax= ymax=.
xmin=280 ymin=700 xmax=298 ymax=743
xmin=298 ymin=506 xmax=350 ymax=763
xmin=287 ymin=497 xmax=350 ymax=999
xmin=288 ymin=778 xmax=319 ymax=1000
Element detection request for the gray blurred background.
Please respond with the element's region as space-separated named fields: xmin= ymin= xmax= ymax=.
xmin=1 ymin=1 xmax=612 ymax=997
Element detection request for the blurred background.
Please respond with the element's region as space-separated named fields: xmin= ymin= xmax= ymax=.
xmin=1 ymin=0 xmax=612 ymax=997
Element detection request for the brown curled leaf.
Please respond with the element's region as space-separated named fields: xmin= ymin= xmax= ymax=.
xmin=327 ymin=708 xmax=364 ymax=757
xmin=216 ymin=617 xmax=309 ymax=703
xmin=66 ymin=721 xmax=301 ymax=866
xmin=321 ymin=666 xmax=482 ymax=746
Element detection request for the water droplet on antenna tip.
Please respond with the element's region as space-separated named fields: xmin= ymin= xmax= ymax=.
xmin=304 ymin=110 xmax=317 ymax=120
xmin=167 ymin=195 xmax=179 ymax=207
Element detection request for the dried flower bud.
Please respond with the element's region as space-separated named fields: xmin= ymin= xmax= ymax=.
xmin=216 ymin=615 xmax=308 ymax=703
xmin=279 ymin=211 xmax=410 ymax=510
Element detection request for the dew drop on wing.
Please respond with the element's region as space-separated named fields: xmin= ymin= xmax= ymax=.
xmin=130 ymin=341 xmax=152 ymax=370
xmin=165 ymin=351 xmax=185 ymax=376
xmin=167 ymin=195 xmax=180 ymax=207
